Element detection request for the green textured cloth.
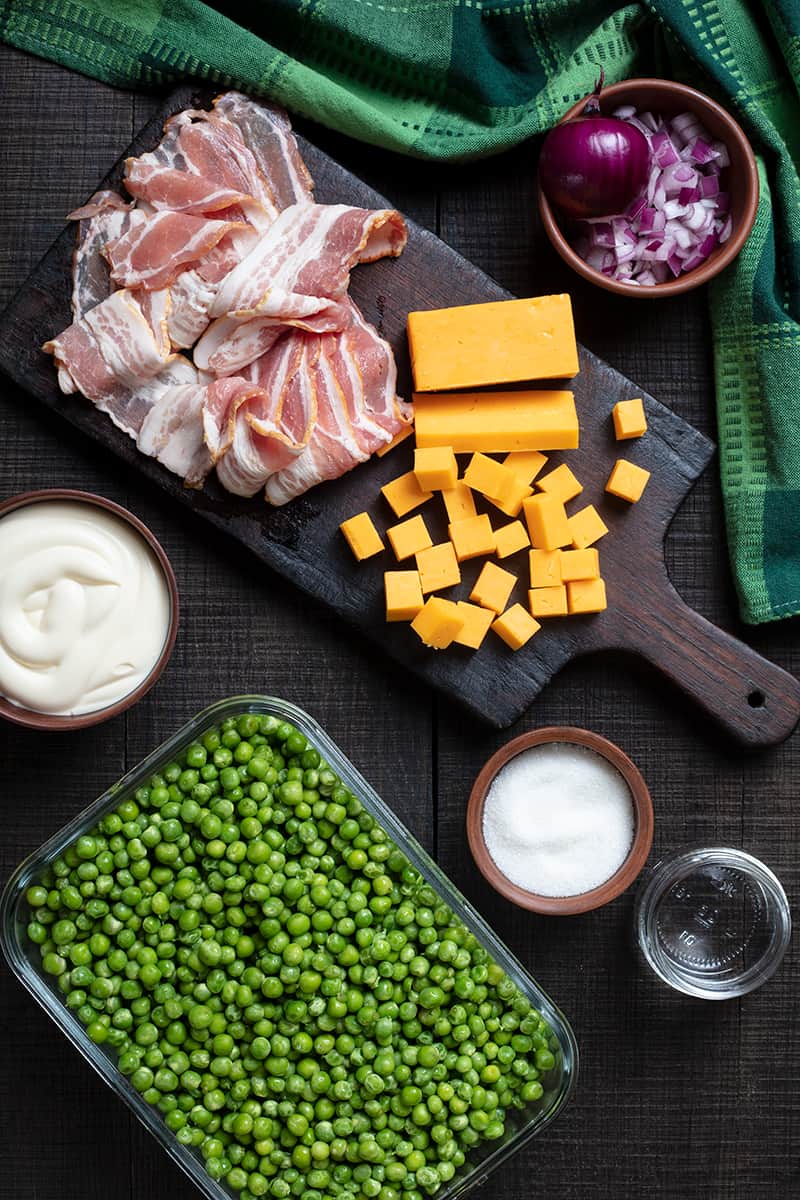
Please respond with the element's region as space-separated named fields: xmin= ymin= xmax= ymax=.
xmin=2 ymin=0 xmax=799 ymax=623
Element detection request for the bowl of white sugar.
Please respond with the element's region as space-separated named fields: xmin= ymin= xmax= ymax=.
xmin=467 ymin=727 xmax=654 ymax=914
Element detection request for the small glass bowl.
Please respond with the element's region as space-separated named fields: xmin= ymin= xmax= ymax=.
xmin=634 ymin=847 xmax=791 ymax=999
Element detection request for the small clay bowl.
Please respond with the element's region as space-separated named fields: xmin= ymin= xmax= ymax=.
xmin=0 ymin=489 xmax=179 ymax=731
xmin=538 ymin=77 xmax=759 ymax=297
xmin=467 ymin=726 xmax=654 ymax=915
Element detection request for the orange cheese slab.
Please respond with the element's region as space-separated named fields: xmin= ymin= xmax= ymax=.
xmin=407 ymin=295 xmax=579 ymax=392
xmin=453 ymin=602 xmax=495 ymax=650
xmin=413 ymin=390 xmax=579 ymax=453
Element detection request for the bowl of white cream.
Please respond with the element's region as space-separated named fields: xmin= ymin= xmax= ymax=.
xmin=467 ymin=727 xmax=654 ymax=915
xmin=0 ymin=490 xmax=178 ymax=730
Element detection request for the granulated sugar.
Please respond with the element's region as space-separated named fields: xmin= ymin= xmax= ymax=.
xmin=482 ymin=742 xmax=635 ymax=897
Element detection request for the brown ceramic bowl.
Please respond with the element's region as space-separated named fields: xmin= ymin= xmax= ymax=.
xmin=538 ymin=78 xmax=759 ymax=297
xmin=0 ymin=489 xmax=179 ymax=731
xmin=467 ymin=726 xmax=654 ymax=915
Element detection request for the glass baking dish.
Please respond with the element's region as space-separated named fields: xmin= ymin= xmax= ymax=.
xmin=1 ymin=695 xmax=577 ymax=1200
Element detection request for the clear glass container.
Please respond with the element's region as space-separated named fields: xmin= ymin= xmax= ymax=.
xmin=1 ymin=695 xmax=577 ymax=1200
xmin=634 ymin=846 xmax=791 ymax=999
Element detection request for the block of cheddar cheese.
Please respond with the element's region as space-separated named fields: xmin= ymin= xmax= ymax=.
xmin=559 ymin=548 xmax=600 ymax=581
xmin=494 ymin=521 xmax=530 ymax=559
xmin=536 ymin=462 xmax=583 ymax=504
xmin=453 ymin=602 xmax=495 ymax=650
xmin=448 ymin=514 xmax=495 ymax=562
xmin=411 ymin=597 xmax=465 ymax=648
xmin=529 ymin=585 xmax=569 ymax=618
xmin=413 ymin=391 xmax=579 ymax=454
xmin=385 ymin=571 xmax=424 ymax=621
xmin=529 ymin=548 xmax=562 ymax=588
xmin=612 ymin=398 xmax=647 ymax=441
xmin=567 ymin=578 xmax=607 ymax=614
xmin=414 ymin=446 xmax=458 ymax=491
xmin=381 ymin=471 xmax=433 ymax=518
xmin=387 ymin=514 xmax=432 ymax=562
xmin=568 ymin=505 xmax=609 ymax=549
xmin=340 ymin=512 xmax=384 ymax=561
xmin=492 ymin=604 xmax=541 ymax=650
xmin=407 ymin=295 xmax=579 ymax=392
xmin=606 ymin=459 xmax=650 ymax=503
xmin=416 ymin=542 xmax=461 ymax=593
xmin=523 ymin=494 xmax=572 ymax=551
xmin=470 ymin=562 xmax=517 ymax=614
xmin=441 ymin=482 xmax=477 ymax=524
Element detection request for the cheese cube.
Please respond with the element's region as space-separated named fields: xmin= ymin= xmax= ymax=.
xmin=529 ymin=548 xmax=562 ymax=588
xmin=384 ymin=571 xmax=424 ymax=621
xmin=340 ymin=512 xmax=384 ymax=561
xmin=411 ymin=597 xmax=465 ymax=648
xmin=567 ymin=578 xmax=607 ymax=614
xmin=536 ymin=463 xmax=583 ymax=504
xmin=376 ymin=424 xmax=414 ymax=457
xmin=463 ymin=453 xmax=520 ymax=506
xmin=487 ymin=476 xmax=533 ymax=519
xmin=414 ymin=446 xmax=458 ymax=491
xmin=453 ymin=602 xmax=495 ymax=649
xmin=529 ymin=586 xmax=568 ymax=618
xmin=559 ymin=548 xmax=600 ymax=581
xmin=416 ymin=542 xmax=462 ymax=593
xmin=441 ymin=482 xmax=477 ymax=524
xmin=612 ymin=398 xmax=647 ymax=440
xmin=448 ymin=514 xmax=495 ymax=562
xmin=387 ymin=514 xmax=433 ymax=562
xmin=503 ymin=450 xmax=548 ymax=485
xmin=492 ymin=604 xmax=541 ymax=650
xmin=407 ymin=295 xmax=579 ymax=392
xmin=494 ymin=521 xmax=530 ymax=559
xmin=568 ymin=505 xmax=609 ymax=549
xmin=606 ymin=459 xmax=650 ymax=503
xmin=413 ymin=390 xmax=579 ymax=453
xmin=523 ymin=494 xmax=572 ymax=550
xmin=381 ymin=471 xmax=433 ymax=518
xmin=470 ymin=562 xmax=517 ymax=614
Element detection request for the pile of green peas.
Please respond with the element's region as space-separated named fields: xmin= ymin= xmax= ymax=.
xmin=25 ymin=713 xmax=560 ymax=1200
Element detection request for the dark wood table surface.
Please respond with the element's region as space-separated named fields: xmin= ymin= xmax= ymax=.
xmin=1 ymin=43 xmax=798 ymax=1200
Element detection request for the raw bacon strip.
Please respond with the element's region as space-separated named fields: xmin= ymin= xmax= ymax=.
xmin=263 ymin=309 xmax=411 ymax=507
xmin=137 ymin=382 xmax=213 ymax=487
xmin=193 ymin=301 xmax=351 ymax=376
xmin=205 ymin=338 xmax=317 ymax=496
xmin=70 ymin=192 xmax=138 ymax=319
xmin=104 ymin=212 xmax=246 ymax=291
xmin=166 ymin=227 xmax=259 ymax=350
xmin=209 ymin=204 xmax=407 ymax=319
xmin=212 ymin=92 xmax=314 ymax=210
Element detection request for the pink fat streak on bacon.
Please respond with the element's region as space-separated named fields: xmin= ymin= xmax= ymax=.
xmin=204 ymin=337 xmax=318 ymax=496
xmin=104 ymin=212 xmax=248 ymax=291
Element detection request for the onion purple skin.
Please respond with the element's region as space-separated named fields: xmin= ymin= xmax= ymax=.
xmin=539 ymin=117 xmax=651 ymax=220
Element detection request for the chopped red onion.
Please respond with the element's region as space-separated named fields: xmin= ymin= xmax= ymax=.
xmin=569 ymin=105 xmax=735 ymax=285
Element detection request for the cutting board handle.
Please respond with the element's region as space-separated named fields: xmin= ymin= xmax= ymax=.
xmin=616 ymin=576 xmax=800 ymax=750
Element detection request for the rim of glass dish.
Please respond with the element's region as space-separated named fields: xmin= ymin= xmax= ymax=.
xmin=1 ymin=694 xmax=579 ymax=1200
xmin=634 ymin=846 xmax=792 ymax=999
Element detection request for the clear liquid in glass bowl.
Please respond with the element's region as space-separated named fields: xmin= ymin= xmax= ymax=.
xmin=634 ymin=847 xmax=791 ymax=999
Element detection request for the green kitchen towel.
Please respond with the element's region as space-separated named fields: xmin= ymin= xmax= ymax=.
xmin=2 ymin=1 xmax=799 ymax=624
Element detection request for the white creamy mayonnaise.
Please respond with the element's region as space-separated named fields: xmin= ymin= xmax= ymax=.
xmin=0 ymin=501 xmax=171 ymax=716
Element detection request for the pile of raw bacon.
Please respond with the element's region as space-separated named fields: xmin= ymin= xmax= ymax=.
xmin=44 ymin=93 xmax=412 ymax=505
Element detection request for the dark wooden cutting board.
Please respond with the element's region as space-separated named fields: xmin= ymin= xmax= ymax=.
xmin=1 ymin=86 xmax=798 ymax=747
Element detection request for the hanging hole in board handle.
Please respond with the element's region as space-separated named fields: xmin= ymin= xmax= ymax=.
xmin=748 ymin=690 xmax=766 ymax=709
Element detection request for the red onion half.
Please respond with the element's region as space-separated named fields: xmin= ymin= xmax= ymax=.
xmin=538 ymin=74 xmax=650 ymax=219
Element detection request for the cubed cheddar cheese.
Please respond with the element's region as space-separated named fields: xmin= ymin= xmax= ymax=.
xmin=407 ymin=295 xmax=579 ymax=392
xmin=463 ymin=453 xmax=519 ymax=506
xmin=536 ymin=462 xmax=583 ymax=504
xmin=606 ymin=459 xmax=650 ymax=503
xmin=503 ymin=450 xmax=548 ymax=485
xmin=470 ymin=562 xmax=516 ymax=614
xmin=529 ymin=585 xmax=568 ymax=618
xmin=559 ymin=548 xmax=600 ymax=581
xmin=494 ymin=521 xmax=530 ymax=559
xmin=384 ymin=571 xmax=424 ymax=621
xmin=381 ymin=471 xmax=433 ymax=518
xmin=415 ymin=542 xmax=461 ymax=593
xmin=612 ymin=398 xmax=647 ymax=440
xmin=340 ymin=512 xmax=384 ymax=561
xmin=414 ymin=446 xmax=458 ymax=491
xmin=523 ymin=494 xmax=572 ymax=551
xmin=441 ymin=482 xmax=477 ymax=524
xmin=487 ymin=476 xmax=533 ymax=519
xmin=448 ymin=514 xmax=495 ymax=562
xmin=529 ymin=548 xmax=562 ymax=588
xmin=376 ymin=424 xmax=414 ymax=457
xmin=411 ymin=597 xmax=465 ymax=648
xmin=568 ymin=505 xmax=609 ymax=549
xmin=453 ymin=602 xmax=495 ymax=650
xmin=413 ymin=390 xmax=579 ymax=453
xmin=492 ymin=604 xmax=541 ymax=650
xmin=386 ymin=514 xmax=432 ymax=562
xmin=567 ymin=578 xmax=607 ymax=614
